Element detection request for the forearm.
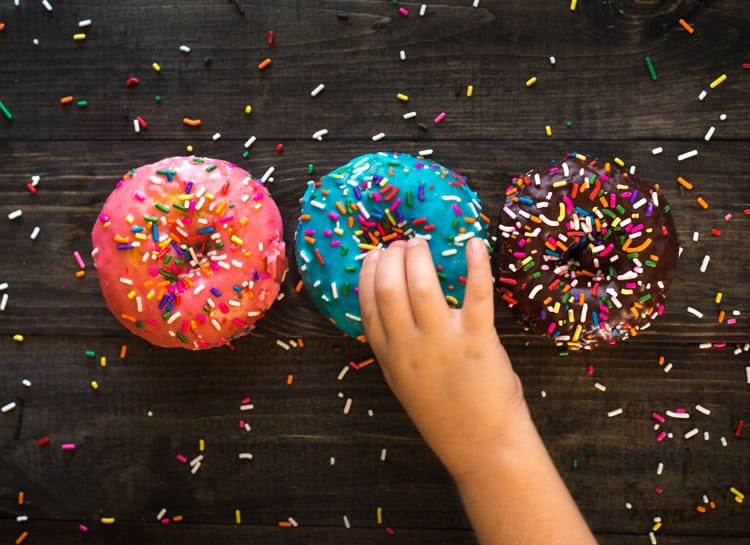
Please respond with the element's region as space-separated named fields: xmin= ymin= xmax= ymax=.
xmin=451 ymin=411 xmax=598 ymax=545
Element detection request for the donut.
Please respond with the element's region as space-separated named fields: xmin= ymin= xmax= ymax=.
xmin=295 ymin=152 xmax=490 ymax=339
xmin=493 ymin=152 xmax=678 ymax=350
xmin=91 ymin=156 xmax=287 ymax=349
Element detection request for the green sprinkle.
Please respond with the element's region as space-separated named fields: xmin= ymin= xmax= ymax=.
xmin=85 ymin=350 xmax=96 ymax=357
xmin=162 ymin=311 xmax=172 ymax=320
xmin=159 ymin=270 xmax=177 ymax=281
xmin=0 ymin=100 xmax=13 ymax=120
xmin=531 ymin=271 xmax=542 ymax=279
xmin=572 ymin=458 xmax=578 ymax=469
xmin=136 ymin=321 xmax=145 ymax=328
xmin=405 ymin=191 xmax=413 ymax=207
xmin=176 ymin=332 xmax=188 ymax=343
xmin=565 ymin=121 xmax=572 ymax=128
xmin=163 ymin=254 xmax=172 ymax=265
xmin=664 ymin=204 xmax=671 ymax=213
xmin=638 ymin=293 xmax=652 ymax=303
xmin=344 ymin=266 xmax=357 ymax=272
xmin=173 ymin=202 xmax=189 ymax=212
xmin=144 ymin=215 xmax=158 ymax=223
xmin=645 ymin=56 xmax=658 ymax=81
xmin=340 ymin=247 xmax=348 ymax=256
xmin=645 ymin=259 xmax=658 ymax=267
xmin=192 ymin=157 xmax=205 ymax=163
xmin=76 ymin=100 xmax=88 ymax=108
xmin=242 ymin=151 xmax=250 ymax=159
xmin=215 ymin=242 xmax=224 ymax=250
xmin=154 ymin=202 xmax=170 ymax=213
xmin=205 ymin=164 xmax=217 ymax=172
xmin=559 ymin=351 xmax=569 ymax=357
xmin=155 ymin=95 xmax=161 ymax=103
xmin=522 ymin=260 xmax=536 ymax=272
xmin=437 ymin=272 xmax=447 ymax=280
xmin=307 ymin=163 xmax=315 ymax=175
xmin=626 ymin=252 xmax=639 ymax=259
xmin=342 ymin=282 xmax=350 ymax=295
xmin=615 ymin=204 xmax=626 ymax=214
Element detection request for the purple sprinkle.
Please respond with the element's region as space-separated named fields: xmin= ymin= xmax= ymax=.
xmin=210 ymin=287 xmax=222 ymax=297
xmin=117 ymin=243 xmax=135 ymax=250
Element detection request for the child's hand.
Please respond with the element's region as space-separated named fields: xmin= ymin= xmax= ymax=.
xmin=358 ymin=237 xmax=531 ymax=479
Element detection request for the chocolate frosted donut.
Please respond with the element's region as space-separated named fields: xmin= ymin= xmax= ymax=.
xmin=493 ymin=152 xmax=678 ymax=350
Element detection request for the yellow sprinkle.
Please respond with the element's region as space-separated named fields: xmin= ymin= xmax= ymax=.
xmin=100 ymin=356 xmax=107 ymax=368
xmin=235 ymin=509 xmax=242 ymax=524
xmin=396 ymin=93 xmax=409 ymax=102
xmin=13 ymin=334 xmax=24 ymax=343
xmin=545 ymin=125 xmax=552 ymax=137
xmin=445 ymin=295 xmax=459 ymax=306
xmin=652 ymin=521 xmax=662 ymax=532
xmin=525 ymin=76 xmax=537 ymax=87
xmin=100 ymin=517 xmax=115 ymax=524
xmin=186 ymin=145 xmax=193 ymax=153
xmin=244 ymin=105 xmax=252 ymax=114
xmin=709 ymin=74 xmax=727 ymax=89
xmin=552 ymin=180 xmax=567 ymax=188
xmin=730 ymin=486 xmax=745 ymax=499
xmin=230 ymin=235 xmax=243 ymax=245
xmin=90 ymin=381 xmax=99 ymax=390
xmin=73 ymin=33 xmax=86 ymax=41
xmin=570 ymin=0 xmax=578 ymax=10
xmin=376 ymin=506 xmax=383 ymax=525
xmin=152 ymin=62 xmax=161 ymax=72
xmin=466 ymin=85 xmax=474 ymax=97
xmin=358 ymin=243 xmax=377 ymax=251
xmin=715 ymin=292 xmax=723 ymax=304
xmin=614 ymin=157 xmax=625 ymax=167
xmin=199 ymin=438 xmax=205 ymax=452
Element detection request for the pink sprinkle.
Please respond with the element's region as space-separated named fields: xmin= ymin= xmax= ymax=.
xmin=218 ymin=215 xmax=234 ymax=223
xmin=651 ymin=412 xmax=666 ymax=422
xmin=399 ymin=7 xmax=408 ymax=16
xmin=79 ymin=524 xmax=89 ymax=532
xmin=726 ymin=318 xmax=736 ymax=325
xmin=73 ymin=251 xmax=86 ymax=269
xmin=434 ymin=111 xmax=447 ymax=124
xmin=656 ymin=431 xmax=667 ymax=442
xmin=241 ymin=397 xmax=251 ymax=404
xmin=239 ymin=420 xmax=245 ymax=428
xmin=98 ymin=214 xmax=110 ymax=222
xmin=176 ymin=454 xmax=187 ymax=463
xmin=713 ymin=342 xmax=726 ymax=348
xmin=161 ymin=518 xmax=170 ymax=525
xmin=587 ymin=365 xmax=594 ymax=375
xmin=134 ymin=191 xmax=146 ymax=201
xmin=452 ymin=203 xmax=462 ymax=215
xmin=386 ymin=527 xmax=395 ymax=535
xmin=62 ymin=443 xmax=76 ymax=450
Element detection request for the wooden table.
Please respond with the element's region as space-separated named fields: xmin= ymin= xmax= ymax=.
xmin=1 ymin=1 xmax=748 ymax=543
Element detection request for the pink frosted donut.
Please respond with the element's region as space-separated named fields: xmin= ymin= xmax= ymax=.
xmin=91 ymin=156 xmax=287 ymax=349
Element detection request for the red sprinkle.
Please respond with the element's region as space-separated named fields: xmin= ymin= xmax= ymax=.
xmin=26 ymin=183 xmax=37 ymax=193
xmin=735 ymin=419 xmax=744 ymax=437
xmin=126 ymin=77 xmax=140 ymax=87
xmin=38 ymin=436 xmax=50 ymax=446
xmin=710 ymin=228 xmax=721 ymax=236
xmin=267 ymin=30 xmax=274 ymax=45
xmin=743 ymin=63 xmax=750 ymax=70
xmin=275 ymin=143 xmax=284 ymax=153
xmin=136 ymin=115 xmax=148 ymax=129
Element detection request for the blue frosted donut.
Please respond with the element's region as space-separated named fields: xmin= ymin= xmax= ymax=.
xmin=295 ymin=152 xmax=490 ymax=339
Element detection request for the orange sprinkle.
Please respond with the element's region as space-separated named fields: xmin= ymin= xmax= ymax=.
xmin=678 ymin=18 xmax=695 ymax=34
xmin=258 ymin=58 xmax=272 ymax=70
xmin=119 ymin=345 xmax=128 ymax=359
xmin=278 ymin=521 xmax=293 ymax=528
xmin=696 ymin=505 xmax=706 ymax=513
xmin=295 ymin=280 xmax=304 ymax=293
xmin=358 ymin=357 xmax=375 ymax=368
xmin=658 ymin=355 xmax=665 ymax=366
xmin=182 ymin=117 xmax=202 ymax=127
xmin=299 ymin=213 xmax=311 ymax=221
xmin=335 ymin=201 xmax=347 ymax=215
xmin=172 ymin=515 xmax=184 ymax=522
xmin=18 ymin=491 xmax=24 ymax=505
xmin=0 ymin=23 xmax=5 ymax=31
xmin=286 ymin=374 xmax=294 ymax=385
xmin=696 ymin=196 xmax=709 ymax=209
xmin=15 ymin=531 xmax=28 ymax=545
xmin=297 ymin=338 xmax=304 ymax=348
xmin=120 ymin=313 xmax=137 ymax=323
xmin=677 ymin=176 xmax=693 ymax=190
xmin=75 ymin=270 xmax=86 ymax=278
xmin=60 ymin=95 xmax=74 ymax=104
xmin=718 ymin=310 xmax=725 ymax=324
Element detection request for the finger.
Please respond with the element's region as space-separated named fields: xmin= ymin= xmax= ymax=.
xmin=461 ymin=237 xmax=495 ymax=330
xmin=373 ymin=240 xmax=417 ymax=338
xmin=404 ymin=237 xmax=449 ymax=329
xmin=358 ymin=249 xmax=387 ymax=345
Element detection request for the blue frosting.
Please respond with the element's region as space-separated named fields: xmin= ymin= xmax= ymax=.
xmin=295 ymin=152 xmax=489 ymax=339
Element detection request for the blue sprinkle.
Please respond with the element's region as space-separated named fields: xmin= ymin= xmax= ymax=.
xmin=517 ymin=196 xmax=534 ymax=206
xmin=131 ymin=226 xmax=144 ymax=233
xmin=592 ymin=312 xmax=599 ymax=328
xmin=210 ymin=287 xmax=222 ymax=297
xmin=185 ymin=181 xmax=193 ymax=194
xmin=197 ymin=227 xmax=215 ymax=235
xmin=575 ymin=206 xmax=592 ymax=217
xmin=152 ymin=223 xmax=159 ymax=242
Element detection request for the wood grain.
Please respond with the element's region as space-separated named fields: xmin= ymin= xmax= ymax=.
xmin=0 ymin=0 xmax=748 ymax=543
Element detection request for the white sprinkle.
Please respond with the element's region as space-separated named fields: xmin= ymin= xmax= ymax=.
xmin=156 ymin=508 xmax=167 ymax=521
xmin=8 ymin=209 xmax=22 ymax=220
xmin=441 ymin=248 xmax=457 ymax=257
xmin=698 ymin=89 xmax=707 ymax=100
xmin=345 ymin=313 xmax=362 ymax=323
xmin=78 ymin=19 xmax=92 ymax=27
xmin=329 ymin=456 xmax=336 ymax=465
xmin=240 ymin=403 xmax=254 ymax=411
xmin=419 ymin=4 xmax=427 ymax=16
xmin=30 ymin=226 xmax=40 ymax=240
xmin=310 ymin=83 xmax=325 ymax=97
xmin=312 ymin=128 xmax=328 ymax=140
xmin=607 ymin=408 xmax=624 ymax=418
xmin=0 ymin=282 xmax=7 ymax=291
xmin=42 ymin=0 xmax=53 ymax=12
xmin=309 ymin=199 xmax=326 ymax=210
xmin=594 ymin=382 xmax=607 ymax=392
xmin=2 ymin=292 xmax=12 ymax=311
xmin=540 ymin=390 xmax=547 ymax=398
xmin=119 ymin=277 xmax=133 ymax=285
xmin=549 ymin=56 xmax=556 ymax=65
xmin=472 ymin=0 xmax=480 ymax=7
xmin=418 ymin=148 xmax=433 ymax=156
xmin=238 ymin=452 xmax=253 ymax=460
xmin=190 ymin=461 xmax=202 ymax=474
xmin=719 ymin=113 xmax=727 ymax=121
xmin=663 ymin=362 xmax=673 ymax=373
xmin=343 ymin=515 xmax=351 ymax=528
xmin=380 ymin=448 xmax=387 ymax=461
xmin=527 ymin=284 xmax=543 ymax=300
xmin=699 ymin=342 xmax=712 ymax=349
xmin=677 ymin=149 xmax=698 ymax=161
xmin=649 ymin=531 xmax=657 ymax=545
xmin=166 ymin=311 xmax=182 ymax=325
xmin=33 ymin=38 xmax=39 ymax=46
xmin=212 ymin=132 xmax=222 ymax=141
xmin=695 ymin=404 xmax=711 ymax=415
xmin=337 ymin=366 xmax=350 ymax=381
xmin=276 ymin=339 xmax=290 ymax=350
xmin=261 ymin=166 xmax=275 ymax=183
xmin=703 ymin=431 xmax=710 ymax=441
xmin=704 ymin=126 xmax=716 ymax=141
xmin=692 ymin=231 xmax=699 ymax=242
xmin=402 ymin=111 xmax=417 ymax=119
xmin=720 ymin=436 xmax=728 ymax=447
xmin=288 ymin=517 xmax=298 ymax=528
xmin=656 ymin=462 xmax=664 ymax=475
xmin=625 ymin=502 xmax=633 ymax=510
xmin=22 ymin=379 xmax=31 ymax=387
xmin=1 ymin=401 xmax=16 ymax=413
xmin=179 ymin=44 xmax=191 ymax=53
xmin=243 ymin=135 xmax=257 ymax=148
xmin=30 ymin=175 xmax=40 ymax=186
xmin=686 ymin=306 xmax=704 ymax=319
xmin=684 ymin=427 xmax=700 ymax=439
xmin=666 ymin=410 xmax=690 ymax=419
xmin=16 ymin=515 xmax=28 ymax=522
xmin=343 ymin=397 xmax=352 ymax=415
xmin=399 ymin=50 xmax=406 ymax=61
xmin=699 ymin=254 xmax=710 ymax=273
xmin=372 ymin=132 xmax=385 ymax=142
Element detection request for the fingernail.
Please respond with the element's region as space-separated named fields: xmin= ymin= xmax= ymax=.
xmin=406 ymin=236 xmax=424 ymax=247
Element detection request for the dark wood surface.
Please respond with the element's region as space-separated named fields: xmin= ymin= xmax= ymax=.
xmin=1 ymin=1 xmax=748 ymax=543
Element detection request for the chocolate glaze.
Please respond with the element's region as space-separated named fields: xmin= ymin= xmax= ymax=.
xmin=493 ymin=153 xmax=678 ymax=350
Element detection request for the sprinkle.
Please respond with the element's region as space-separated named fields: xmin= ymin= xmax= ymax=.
xmin=183 ymin=118 xmax=202 ymax=127
xmin=695 ymin=404 xmax=711 ymax=415
xmin=61 ymin=443 xmax=77 ymax=450
xmin=545 ymin=125 xmax=552 ymax=137
xmin=258 ymin=58 xmax=272 ymax=70
xmin=467 ymin=84 xmax=474 ymax=96
xmin=676 ymin=176 xmax=693 ymax=190
xmin=15 ymin=531 xmax=28 ymax=544
xmin=525 ymin=76 xmax=537 ymax=87
xmin=651 ymin=146 xmax=663 ymax=155
xmin=696 ymin=196 xmax=709 ymax=209
xmin=312 ymin=128 xmax=328 ymax=140
xmin=311 ymin=83 xmax=325 ymax=97
xmin=677 ymin=149 xmax=698 ymax=161
xmin=434 ymin=112 xmax=446 ymax=124
xmin=418 ymin=149 xmax=433 ymax=156
xmin=644 ymin=56 xmax=657 ymax=80
xmin=678 ymin=18 xmax=694 ymax=33
xmin=73 ymin=33 xmax=86 ymax=41
xmin=0 ymin=293 xmax=7 ymax=312
xmin=698 ymin=89 xmax=707 ymax=101
xmin=594 ymin=382 xmax=607 ymax=392
xmin=152 ymin=62 xmax=161 ymax=72
xmin=244 ymin=136 xmax=256 ymax=148
xmin=13 ymin=334 xmax=24 ymax=342
xmin=402 ymin=111 xmax=417 ymax=119
xmin=704 ymin=126 xmax=715 ymax=141
xmin=343 ymin=397 xmax=352 ymax=415
xmin=607 ymin=408 xmax=624 ymax=418
xmin=1 ymin=401 xmax=16 ymax=413
xmin=238 ymin=452 xmax=253 ymax=460
xmin=419 ymin=4 xmax=427 ymax=16
xmin=684 ymin=428 xmax=700 ymax=439
xmin=8 ymin=209 xmax=22 ymax=220
xmin=570 ymin=0 xmax=578 ymax=10
xmin=60 ymin=95 xmax=74 ymax=104
xmin=399 ymin=49 xmax=406 ymax=61
xmin=686 ymin=306 xmax=704 ymax=319
xmin=372 ymin=132 xmax=385 ymax=142
xmin=42 ymin=0 xmax=53 ymax=11
xmin=179 ymin=44 xmax=191 ymax=53
xmin=699 ymin=254 xmax=710 ymax=272
xmin=709 ymin=74 xmax=727 ymax=88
